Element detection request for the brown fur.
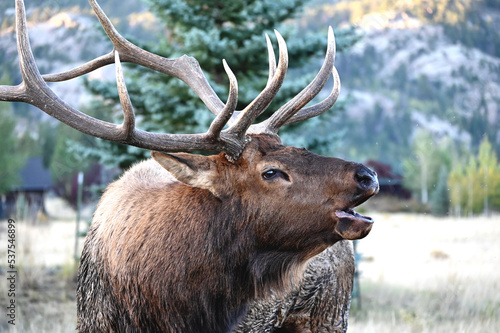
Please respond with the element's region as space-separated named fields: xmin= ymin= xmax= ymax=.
xmin=76 ymin=134 xmax=377 ymax=332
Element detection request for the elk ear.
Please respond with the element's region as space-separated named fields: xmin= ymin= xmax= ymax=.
xmin=151 ymin=151 xmax=215 ymax=190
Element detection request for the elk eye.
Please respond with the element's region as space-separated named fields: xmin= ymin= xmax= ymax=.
xmin=262 ymin=170 xmax=278 ymax=179
xmin=262 ymin=169 xmax=289 ymax=181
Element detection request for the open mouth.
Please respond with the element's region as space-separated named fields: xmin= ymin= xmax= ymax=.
xmin=334 ymin=208 xmax=373 ymax=224
xmin=333 ymin=208 xmax=374 ymax=240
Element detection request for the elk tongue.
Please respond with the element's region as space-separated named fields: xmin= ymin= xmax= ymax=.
xmin=334 ymin=209 xmax=373 ymax=240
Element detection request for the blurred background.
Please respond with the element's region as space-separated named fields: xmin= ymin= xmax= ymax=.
xmin=0 ymin=0 xmax=499 ymax=332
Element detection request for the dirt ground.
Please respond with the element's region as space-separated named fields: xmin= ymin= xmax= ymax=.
xmin=0 ymin=201 xmax=499 ymax=332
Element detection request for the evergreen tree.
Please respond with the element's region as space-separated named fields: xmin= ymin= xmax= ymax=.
xmin=0 ymin=72 xmax=29 ymax=194
xmin=0 ymin=105 xmax=26 ymax=194
xmin=85 ymin=0 xmax=355 ymax=169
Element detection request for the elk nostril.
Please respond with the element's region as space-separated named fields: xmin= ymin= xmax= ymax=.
xmin=355 ymin=166 xmax=378 ymax=189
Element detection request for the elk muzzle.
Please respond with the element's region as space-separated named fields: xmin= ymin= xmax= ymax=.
xmin=335 ymin=165 xmax=379 ymax=240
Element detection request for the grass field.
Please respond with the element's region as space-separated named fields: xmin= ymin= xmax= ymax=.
xmin=350 ymin=213 xmax=500 ymax=333
xmin=0 ymin=208 xmax=499 ymax=332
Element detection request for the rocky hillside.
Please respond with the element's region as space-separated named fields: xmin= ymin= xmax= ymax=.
xmin=304 ymin=0 xmax=500 ymax=169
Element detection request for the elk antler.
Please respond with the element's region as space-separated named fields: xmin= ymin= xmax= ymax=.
xmin=0 ymin=0 xmax=340 ymax=161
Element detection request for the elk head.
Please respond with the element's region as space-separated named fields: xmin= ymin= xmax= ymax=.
xmin=1 ymin=0 xmax=379 ymax=331
xmin=151 ymin=136 xmax=377 ymax=251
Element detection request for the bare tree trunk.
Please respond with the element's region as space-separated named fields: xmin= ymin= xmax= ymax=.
xmin=421 ymin=163 xmax=428 ymax=204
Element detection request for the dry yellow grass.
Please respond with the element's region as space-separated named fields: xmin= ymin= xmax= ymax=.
xmin=1 ymin=211 xmax=499 ymax=332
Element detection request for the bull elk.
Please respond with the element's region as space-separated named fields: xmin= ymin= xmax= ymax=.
xmin=1 ymin=0 xmax=379 ymax=331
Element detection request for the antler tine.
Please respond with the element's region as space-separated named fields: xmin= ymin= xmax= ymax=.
xmin=0 ymin=0 xmax=34 ymax=102
xmin=284 ymin=65 xmax=340 ymax=125
xmin=226 ymin=31 xmax=288 ymax=138
xmin=249 ymin=27 xmax=337 ymax=134
xmin=265 ymin=34 xmax=277 ymax=86
xmin=2 ymin=0 xmax=44 ymax=102
xmin=206 ymin=60 xmax=238 ymax=140
xmin=115 ymin=51 xmax=135 ymax=139
xmin=225 ymin=33 xmax=279 ymax=128
xmin=42 ymin=51 xmax=115 ymax=82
